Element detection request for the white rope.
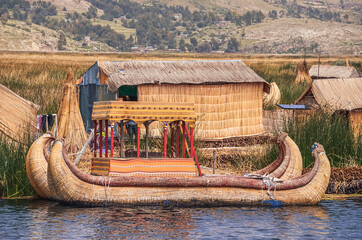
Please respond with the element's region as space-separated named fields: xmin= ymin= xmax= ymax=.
xmin=244 ymin=173 xmax=283 ymax=200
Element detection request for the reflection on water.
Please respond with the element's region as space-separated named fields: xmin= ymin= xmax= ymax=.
xmin=0 ymin=198 xmax=360 ymax=239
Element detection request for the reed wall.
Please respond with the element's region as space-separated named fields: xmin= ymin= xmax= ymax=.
xmin=138 ymin=83 xmax=265 ymax=140
xmin=349 ymin=110 xmax=362 ymax=138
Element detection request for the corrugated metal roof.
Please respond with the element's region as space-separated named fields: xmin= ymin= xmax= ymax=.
xmin=95 ymin=60 xmax=269 ymax=93
xmin=309 ymin=65 xmax=360 ymax=79
xmin=307 ymin=78 xmax=362 ymax=111
xmin=79 ymin=62 xmax=101 ymax=86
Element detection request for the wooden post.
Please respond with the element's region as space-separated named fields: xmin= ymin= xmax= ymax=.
xmin=111 ymin=123 xmax=114 ymax=158
xmin=105 ymin=120 xmax=108 ymax=158
xmin=190 ymin=126 xmax=202 ymax=176
xmin=93 ymin=120 xmax=97 ymax=157
xmin=182 ymin=121 xmax=186 ymax=158
xmin=164 ymin=123 xmax=168 ymax=158
xmin=176 ymin=122 xmax=180 ymax=158
xmin=171 ymin=123 xmax=174 ymax=158
xmin=145 ymin=122 xmax=150 ymax=158
xmin=137 ymin=124 xmax=140 ymax=158
xmin=99 ymin=120 xmax=103 ymax=158
xmin=213 ymin=150 xmax=216 ymax=174
xmin=119 ymin=121 xmax=124 ymax=158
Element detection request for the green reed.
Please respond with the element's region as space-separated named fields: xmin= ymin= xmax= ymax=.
xmin=266 ymin=110 xmax=361 ymax=168
xmin=249 ymin=62 xmax=308 ymax=104
xmin=0 ymin=136 xmax=34 ymax=198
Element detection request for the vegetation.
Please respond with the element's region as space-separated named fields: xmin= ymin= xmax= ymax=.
xmin=249 ymin=62 xmax=308 ymax=104
xmin=0 ymin=136 xmax=34 ymax=198
xmin=0 ymin=53 xmax=360 ymax=197
xmin=267 ymin=110 xmax=361 ymax=169
xmin=1 ymin=0 xmax=360 ymax=53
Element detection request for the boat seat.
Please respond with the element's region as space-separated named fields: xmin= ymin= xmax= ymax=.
xmin=91 ymin=158 xmax=198 ymax=177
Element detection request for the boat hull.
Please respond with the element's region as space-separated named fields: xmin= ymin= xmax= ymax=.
xmin=46 ymin=140 xmax=330 ymax=207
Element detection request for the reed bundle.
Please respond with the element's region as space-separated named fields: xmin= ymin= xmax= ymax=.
xmin=0 ymin=84 xmax=39 ymax=143
xmin=295 ymin=60 xmax=312 ymax=84
xmin=56 ymin=68 xmax=87 ymax=153
xmin=263 ymin=82 xmax=281 ymax=107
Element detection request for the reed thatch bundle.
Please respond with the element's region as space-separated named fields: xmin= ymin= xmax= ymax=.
xmin=263 ymin=82 xmax=281 ymax=106
xmin=138 ymin=83 xmax=265 ymax=140
xmin=295 ymin=60 xmax=312 ymax=84
xmin=0 ymin=83 xmax=39 ymax=143
xmin=56 ymin=68 xmax=87 ymax=153
xmin=309 ymin=65 xmax=360 ymax=79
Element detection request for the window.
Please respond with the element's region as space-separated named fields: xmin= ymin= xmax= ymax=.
xmin=118 ymin=85 xmax=138 ymax=101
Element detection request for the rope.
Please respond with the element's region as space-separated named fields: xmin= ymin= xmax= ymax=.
xmin=244 ymin=173 xmax=283 ymax=200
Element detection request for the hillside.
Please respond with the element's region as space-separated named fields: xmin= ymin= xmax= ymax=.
xmin=133 ymin=0 xmax=283 ymax=13
xmin=27 ymin=0 xmax=93 ymax=13
xmin=0 ymin=0 xmax=361 ymax=54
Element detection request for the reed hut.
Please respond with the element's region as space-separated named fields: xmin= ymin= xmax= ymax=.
xmin=57 ymin=69 xmax=87 ymax=153
xmin=0 ymin=84 xmax=39 ymax=143
xmin=78 ymin=60 xmax=270 ymax=141
xmin=295 ymin=78 xmax=362 ymax=136
xmin=309 ymin=65 xmax=360 ymax=80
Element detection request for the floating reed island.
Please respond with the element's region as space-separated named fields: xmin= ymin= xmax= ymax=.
xmin=26 ymin=132 xmax=331 ymax=207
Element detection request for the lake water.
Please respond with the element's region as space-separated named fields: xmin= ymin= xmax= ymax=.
xmin=0 ymin=198 xmax=360 ymax=239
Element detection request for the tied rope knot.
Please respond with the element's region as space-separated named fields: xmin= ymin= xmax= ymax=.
xmin=243 ymin=173 xmax=283 ymax=200
xmin=262 ymin=173 xmax=282 ymax=200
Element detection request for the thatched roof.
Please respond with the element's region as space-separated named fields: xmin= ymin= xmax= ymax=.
xmin=309 ymin=65 xmax=360 ymax=79
xmin=296 ymin=78 xmax=362 ymax=112
xmin=0 ymin=84 xmax=39 ymax=142
xmin=97 ymin=60 xmax=270 ymax=93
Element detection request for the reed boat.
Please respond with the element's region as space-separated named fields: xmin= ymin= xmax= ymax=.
xmin=26 ymin=101 xmax=329 ymax=206
xmin=26 ymin=132 xmax=330 ymax=207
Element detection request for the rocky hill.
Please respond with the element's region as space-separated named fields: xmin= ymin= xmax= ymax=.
xmin=0 ymin=0 xmax=360 ymax=54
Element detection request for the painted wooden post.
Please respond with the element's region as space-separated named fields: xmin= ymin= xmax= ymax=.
xmin=190 ymin=126 xmax=202 ymax=176
xmin=119 ymin=121 xmax=124 ymax=158
xmin=99 ymin=120 xmax=103 ymax=158
xmin=145 ymin=122 xmax=149 ymax=158
xmin=164 ymin=123 xmax=168 ymax=158
xmin=137 ymin=124 xmax=140 ymax=158
xmin=182 ymin=121 xmax=186 ymax=158
xmin=111 ymin=123 xmax=114 ymax=158
xmin=93 ymin=120 xmax=97 ymax=157
xmin=105 ymin=120 xmax=108 ymax=158
xmin=171 ymin=123 xmax=174 ymax=158
xmin=176 ymin=122 xmax=180 ymax=158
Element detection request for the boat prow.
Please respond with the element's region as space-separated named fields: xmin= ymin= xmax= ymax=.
xmin=26 ymin=133 xmax=54 ymax=198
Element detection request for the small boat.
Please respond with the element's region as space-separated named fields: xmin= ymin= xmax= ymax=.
xmin=26 ymin=132 xmax=330 ymax=207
